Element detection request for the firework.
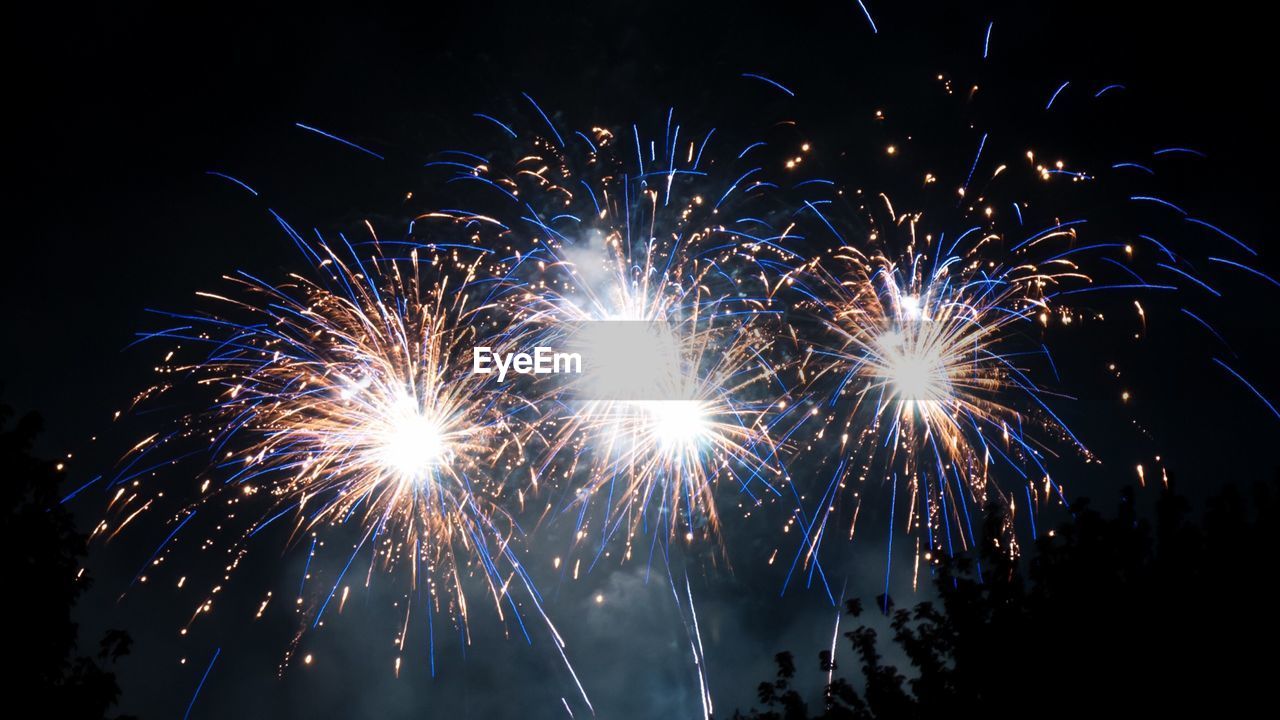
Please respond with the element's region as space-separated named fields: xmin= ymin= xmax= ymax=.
xmin=190 ymin=248 xmax=534 ymax=574
xmin=765 ymin=61 xmax=1277 ymax=595
xmin=75 ymin=64 xmax=1278 ymax=717
xmin=98 ymin=236 xmax=598 ymax=706
xmin=780 ymin=228 xmax=1086 ymax=585
xmin=810 ymin=245 xmax=1067 ymax=494
xmin=414 ymin=111 xmax=809 ymax=554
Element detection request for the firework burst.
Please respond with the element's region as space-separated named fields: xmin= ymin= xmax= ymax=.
xmin=101 ymin=238 xmax=598 ymax=705
xmin=414 ymin=111 xmax=807 ymax=554
xmin=73 ymin=62 xmax=1279 ymax=716
xmin=764 ymin=60 xmax=1275 ymax=596
xmin=801 ymin=233 xmax=1087 ymax=509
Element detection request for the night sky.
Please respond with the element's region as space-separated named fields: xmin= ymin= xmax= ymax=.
xmin=9 ymin=2 xmax=1279 ymax=718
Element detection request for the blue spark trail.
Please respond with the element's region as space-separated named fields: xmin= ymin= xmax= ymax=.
xmin=182 ymin=647 xmax=221 ymax=720
xmin=294 ymin=123 xmax=384 ymax=160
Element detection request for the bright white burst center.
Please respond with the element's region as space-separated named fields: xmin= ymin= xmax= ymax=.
xmin=888 ymin=352 xmax=943 ymax=400
xmin=379 ymin=400 xmax=446 ymax=480
xmin=642 ymin=400 xmax=710 ymax=450
xmin=899 ymin=294 xmax=923 ymax=320
xmin=878 ymin=331 xmax=949 ymax=405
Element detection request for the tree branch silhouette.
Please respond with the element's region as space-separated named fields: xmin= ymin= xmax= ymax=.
xmin=3 ymin=402 xmax=134 ymax=718
xmin=735 ymin=479 xmax=1280 ymax=719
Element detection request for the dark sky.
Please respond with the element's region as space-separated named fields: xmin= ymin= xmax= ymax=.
xmin=8 ymin=1 xmax=1279 ymax=718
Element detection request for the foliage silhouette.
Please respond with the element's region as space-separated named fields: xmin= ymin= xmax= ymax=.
xmin=734 ymin=480 xmax=1280 ymax=719
xmin=3 ymin=402 xmax=134 ymax=718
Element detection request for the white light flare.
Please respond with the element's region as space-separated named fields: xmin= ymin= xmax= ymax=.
xmin=640 ymin=400 xmax=712 ymax=452
xmin=876 ymin=329 xmax=952 ymax=411
xmin=376 ymin=395 xmax=449 ymax=481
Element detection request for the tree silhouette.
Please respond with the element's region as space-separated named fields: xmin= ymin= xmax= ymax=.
xmin=3 ymin=403 xmax=134 ymax=718
xmin=735 ymin=479 xmax=1280 ymax=719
